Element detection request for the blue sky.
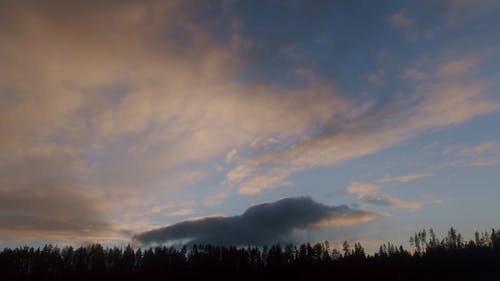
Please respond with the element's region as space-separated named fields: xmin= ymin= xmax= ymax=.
xmin=0 ymin=0 xmax=499 ymax=250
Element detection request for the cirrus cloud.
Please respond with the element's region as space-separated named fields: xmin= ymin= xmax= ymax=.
xmin=347 ymin=183 xmax=422 ymax=211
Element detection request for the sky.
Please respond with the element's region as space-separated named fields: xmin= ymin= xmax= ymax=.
xmin=0 ymin=0 xmax=499 ymax=250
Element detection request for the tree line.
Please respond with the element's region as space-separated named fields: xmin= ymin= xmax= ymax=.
xmin=1 ymin=227 xmax=500 ymax=280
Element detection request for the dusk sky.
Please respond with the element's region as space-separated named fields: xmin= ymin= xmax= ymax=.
xmin=1 ymin=0 xmax=499 ymax=250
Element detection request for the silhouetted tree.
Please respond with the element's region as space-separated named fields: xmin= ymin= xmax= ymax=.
xmin=1 ymin=227 xmax=500 ymax=280
xmin=342 ymin=240 xmax=351 ymax=257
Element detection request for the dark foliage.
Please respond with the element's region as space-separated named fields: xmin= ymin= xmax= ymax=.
xmin=1 ymin=227 xmax=500 ymax=280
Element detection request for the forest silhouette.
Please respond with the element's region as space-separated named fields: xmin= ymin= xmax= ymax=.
xmin=1 ymin=227 xmax=500 ymax=280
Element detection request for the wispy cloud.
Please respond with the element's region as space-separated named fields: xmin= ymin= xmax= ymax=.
xmin=404 ymin=67 xmax=427 ymax=80
xmin=388 ymin=10 xmax=418 ymax=40
xmin=166 ymin=208 xmax=196 ymax=217
xmin=441 ymin=141 xmax=500 ymax=168
xmin=368 ymin=69 xmax=385 ymax=84
xmin=443 ymin=0 xmax=500 ymax=26
xmin=459 ymin=141 xmax=498 ymax=157
xmin=346 ymin=183 xmax=422 ymax=211
xmin=225 ymin=52 xmax=499 ymax=195
xmin=203 ymin=191 xmax=229 ymax=207
xmin=436 ymin=57 xmax=481 ymax=78
xmin=376 ymin=173 xmax=432 ymax=183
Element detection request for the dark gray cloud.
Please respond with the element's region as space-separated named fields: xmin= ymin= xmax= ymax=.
xmin=134 ymin=197 xmax=382 ymax=246
xmin=0 ymin=185 xmax=112 ymax=237
xmin=0 ymin=149 xmax=113 ymax=238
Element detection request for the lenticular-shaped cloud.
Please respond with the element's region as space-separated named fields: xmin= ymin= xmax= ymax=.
xmin=133 ymin=197 xmax=384 ymax=246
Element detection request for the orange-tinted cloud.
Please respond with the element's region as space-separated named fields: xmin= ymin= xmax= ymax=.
xmin=225 ymin=53 xmax=500 ymax=194
xmin=346 ymin=182 xmax=422 ymax=211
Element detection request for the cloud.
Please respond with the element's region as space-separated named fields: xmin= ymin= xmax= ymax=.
xmin=166 ymin=208 xmax=196 ymax=217
xmin=225 ymin=149 xmax=238 ymax=163
xmin=464 ymin=159 xmax=499 ymax=167
xmin=203 ymin=191 xmax=229 ymax=206
xmin=376 ymin=173 xmax=432 ymax=183
xmin=0 ymin=0 xmax=350 ymax=183
xmin=0 ymin=144 xmax=118 ymax=239
xmin=436 ymin=57 xmax=480 ymax=78
xmin=225 ymin=53 xmax=500 ymax=194
xmin=404 ymin=68 xmax=427 ymax=80
xmin=0 ymin=0 xmax=355 ymax=241
xmin=388 ymin=11 xmax=418 ymax=40
xmin=0 ymin=186 xmax=113 ymax=238
xmin=459 ymin=141 xmax=497 ymax=156
xmin=442 ymin=0 xmax=500 ymax=26
xmin=346 ymin=183 xmax=422 ymax=211
xmin=368 ymin=69 xmax=385 ymax=84
xmin=133 ymin=197 xmax=384 ymax=246
xmin=0 ymin=0 xmax=498 ymax=245
xmin=389 ymin=11 xmax=415 ymax=29
xmin=441 ymin=141 xmax=500 ymax=168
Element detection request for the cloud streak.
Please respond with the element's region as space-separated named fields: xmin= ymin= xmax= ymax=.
xmin=459 ymin=141 xmax=498 ymax=157
xmin=388 ymin=10 xmax=418 ymax=40
xmin=133 ymin=197 xmax=384 ymax=246
xmin=347 ymin=183 xmax=422 ymax=211
xmin=376 ymin=173 xmax=432 ymax=183
xmin=225 ymin=52 xmax=500 ymax=195
xmin=440 ymin=141 xmax=500 ymax=168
